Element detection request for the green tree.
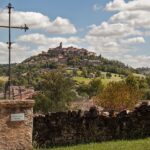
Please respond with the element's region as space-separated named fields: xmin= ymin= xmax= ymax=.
xmin=138 ymin=78 xmax=148 ymax=89
xmin=0 ymin=79 xmax=5 ymax=92
xmin=77 ymin=79 xmax=103 ymax=98
xmin=106 ymin=72 xmax=112 ymax=78
xmin=146 ymin=76 xmax=150 ymax=88
xmin=88 ymin=79 xmax=103 ymax=98
xmin=76 ymin=83 xmax=89 ymax=97
xmin=34 ymin=70 xmax=76 ymax=113
xmin=95 ymin=71 xmax=102 ymax=77
xmin=125 ymin=75 xmax=138 ymax=88
xmin=81 ymin=68 xmax=88 ymax=78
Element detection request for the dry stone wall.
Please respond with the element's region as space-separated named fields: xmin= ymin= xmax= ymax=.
xmin=33 ymin=102 xmax=150 ymax=148
xmin=0 ymin=100 xmax=34 ymax=150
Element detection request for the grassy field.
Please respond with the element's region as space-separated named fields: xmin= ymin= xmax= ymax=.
xmin=73 ymin=77 xmax=91 ymax=84
xmin=36 ymin=138 xmax=150 ymax=150
xmin=70 ymin=69 xmax=146 ymax=86
xmin=133 ymin=73 xmax=145 ymax=78
xmin=73 ymin=74 xmax=122 ymax=85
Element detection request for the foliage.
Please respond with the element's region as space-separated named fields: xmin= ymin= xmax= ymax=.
xmin=0 ymin=46 xmax=138 ymax=78
xmin=77 ymin=78 xmax=103 ymax=98
xmin=142 ymin=89 xmax=150 ymax=100
xmin=81 ymin=68 xmax=88 ymax=78
xmin=0 ymin=79 xmax=5 ymax=92
xmin=106 ymin=72 xmax=112 ymax=78
xmin=94 ymin=80 xmax=141 ymax=111
xmin=95 ymin=71 xmax=102 ymax=77
xmin=34 ymin=70 xmax=76 ymax=113
xmin=76 ymin=83 xmax=89 ymax=97
xmin=88 ymin=79 xmax=103 ymax=98
xmin=125 ymin=75 xmax=139 ymax=88
xmin=146 ymin=76 xmax=150 ymax=88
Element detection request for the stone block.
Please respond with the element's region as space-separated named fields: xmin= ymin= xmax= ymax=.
xmin=0 ymin=100 xmax=34 ymax=150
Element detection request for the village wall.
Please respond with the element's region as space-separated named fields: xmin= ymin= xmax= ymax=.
xmin=33 ymin=102 xmax=150 ymax=148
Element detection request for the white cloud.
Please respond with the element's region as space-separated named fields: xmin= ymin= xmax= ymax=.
xmin=18 ymin=33 xmax=48 ymax=45
xmin=93 ymin=4 xmax=102 ymax=11
xmin=0 ymin=42 xmax=31 ymax=64
xmin=0 ymin=10 xmax=77 ymax=34
xmin=84 ymin=0 xmax=150 ymax=67
xmin=0 ymin=32 xmax=84 ymax=64
xmin=110 ymin=10 xmax=150 ymax=29
xmin=88 ymin=21 xmax=140 ymax=38
xmin=106 ymin=0 xmax=125 ymax=11
xmin=1 ymin=0 xmax=150 ymax=68
xmin=85 ymin=34 xmax=127 ymax=54
xmin=18 ymin=33 xmax=82 ymax=46
xmin=47 ymin=17 xmax=77 ymax=34
xmin=85 ymin=21 xmax=142 ymax=55
xmin=121 ymin=55 xmax=150 ymax=68
xmin=106 ymin=0 xmax=150 ymax=11
xmin=122 ymin=37 xmax=145 ymax=44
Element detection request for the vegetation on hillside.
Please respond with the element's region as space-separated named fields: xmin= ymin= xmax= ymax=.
xmin=0 ymin=46 xmax=138 ymax=79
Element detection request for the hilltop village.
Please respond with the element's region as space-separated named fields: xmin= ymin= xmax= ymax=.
xmin=24 ymin=43 xmax=103 ymax=67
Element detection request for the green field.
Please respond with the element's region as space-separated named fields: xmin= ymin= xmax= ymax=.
xmin=133 ymin=73 xmax=145 ymax=78
xmin=73 ymin=73 xmax=122 ymax=85
xmin=73 ymin=77 xmax=91 ymax=84
xmin=72 ymin=71 xmax=147 ymax=86
xmin=66 ymin=69 xmax=82 ymax=76
xmin=36 ymin=138 xmax=150 ymax=150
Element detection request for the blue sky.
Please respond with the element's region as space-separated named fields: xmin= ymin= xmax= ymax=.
xmin=0 ymin=0 xmax=150 ymax=68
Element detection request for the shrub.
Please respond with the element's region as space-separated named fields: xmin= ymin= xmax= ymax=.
xmin=94 ymin=81 xmax=141 ymax=112
xmin=88 ymin=79 xmax=103 ymax=98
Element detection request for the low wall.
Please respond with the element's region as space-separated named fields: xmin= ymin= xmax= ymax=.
xmin=33 ymin=102 xmax=150 ymax=148
xmin=0 ymin=100 xmax=34 ymax=150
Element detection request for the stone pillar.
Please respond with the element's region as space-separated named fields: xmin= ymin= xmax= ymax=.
xmin=0 ymin=100 xmax=35 ymax=150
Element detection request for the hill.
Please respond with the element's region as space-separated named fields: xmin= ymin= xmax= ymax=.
xmin=0 ymin=43 xmax=141 ymax=87
xmin=0 ymin=44 xmax=149 ymax=101
xmin=21 ymin=43 xmax=136 ymax=75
